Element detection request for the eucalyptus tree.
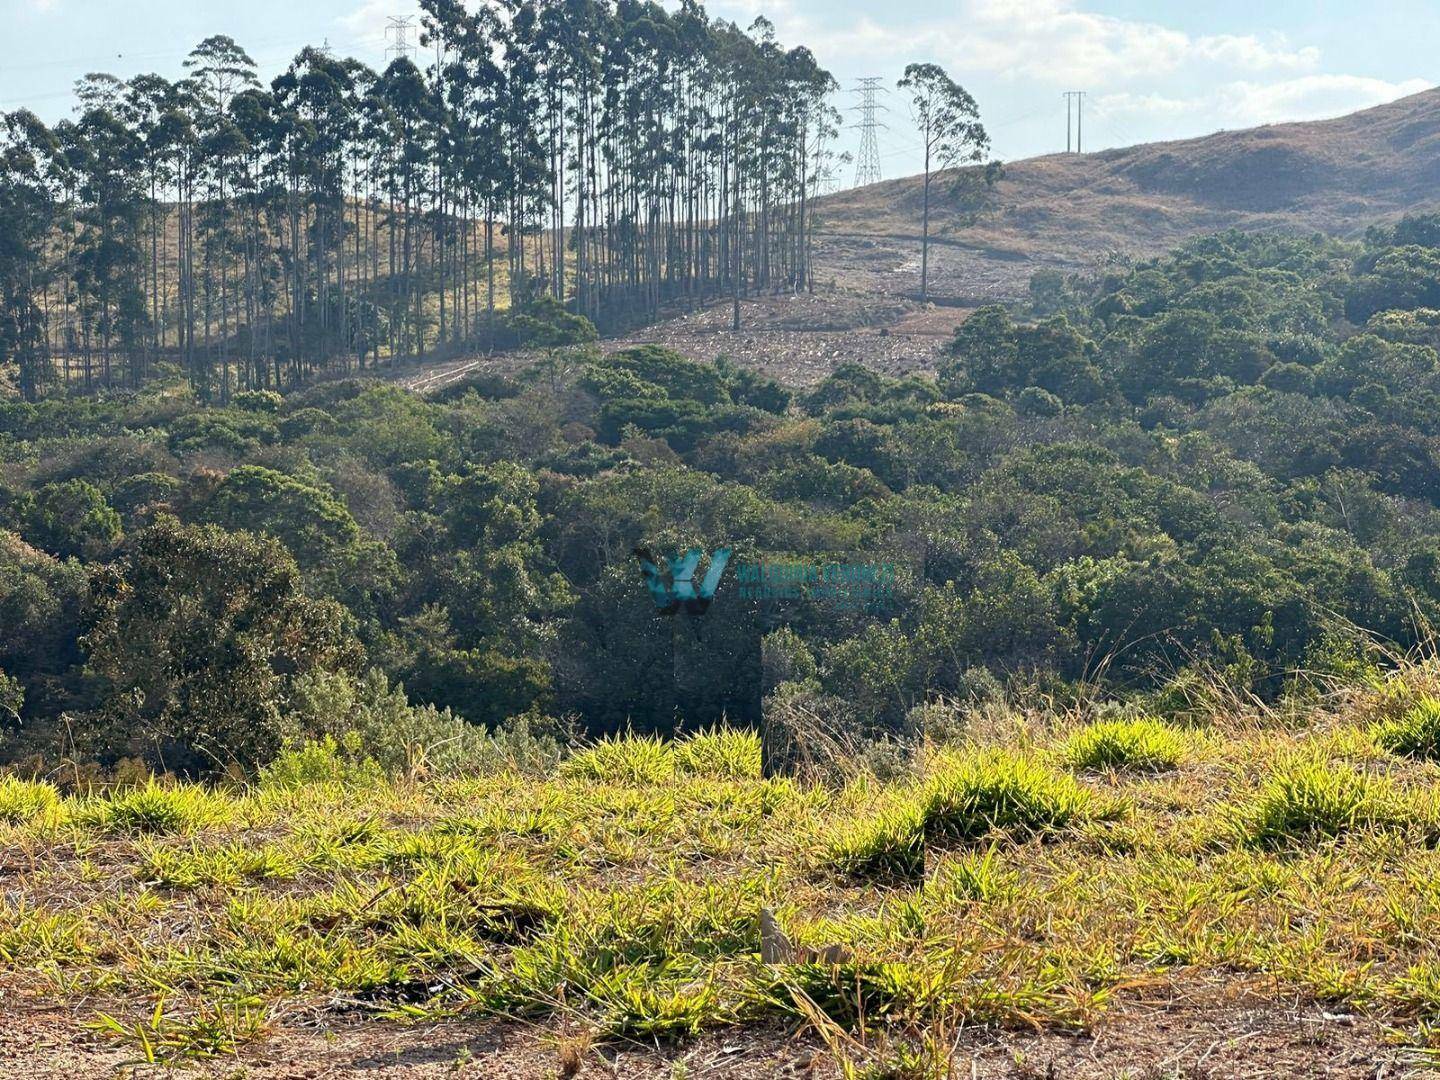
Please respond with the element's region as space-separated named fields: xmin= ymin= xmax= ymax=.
xmin=59 ymin=78 xmax=149 ymax=391
xmin=120 ymin=74 xmax=185 ymax=376
xmin=227 ymin=84 xmax=280 ymax=388
xmin=0 ymin=111 xmax=61 ymax=401
xmin=184 ymin=37 xmax=261 ymax=399
xmin=896 ymin=62 xmax=989 ymax=303
xmin=0 ymin=5 xmax=840 ymax=398
xmin=421 ymin=0 xmax=510 ymax=342
xmin=272 ymin=48 xmax=370 ymax=378
xmin=370 ymin=57 xmax=444 ymax=360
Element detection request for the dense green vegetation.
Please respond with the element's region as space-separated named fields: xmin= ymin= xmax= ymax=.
xmin=8 ymin=221 xmax=1440 ymax=776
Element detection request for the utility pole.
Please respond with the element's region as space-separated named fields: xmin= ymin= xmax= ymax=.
xmin=1063 ymin=91 xmax=1086 ymax=154
xmin=385 ymin=16 xmax=417 ymax=64
xmin=850 ymin=77 xmax=888 ymax=188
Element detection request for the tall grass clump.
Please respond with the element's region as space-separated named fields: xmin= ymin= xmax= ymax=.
xmin=1244 ymin=756 xmax=1407 ymax=847
xmin=1374 ymin=695 xmax=1440 ymax=760
xmin=559 ymin=733 xmax=674 ymax=784
xmin=1061 ymin=718 xmax=1188 ymax=772
xmin=825 ymin=798 xmax=925 ymax=882
xmin=86 ymin=780 xmax=233 ymax=835
xmin=925 ymin=751 xmax=1094 ymax=844
xmin=0 ymin=775 xmax=61 ymax=824
xmin=671 ymin=727 xmax=761 ymax=779
xmin=924 ymin=848 xmax=1008 ymax=905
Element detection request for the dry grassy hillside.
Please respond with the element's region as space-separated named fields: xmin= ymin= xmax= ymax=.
xmin=405 ymin=89 xmax=1440 ymax=396
xmin=813 ymin=85 xmax=1440 ymax=305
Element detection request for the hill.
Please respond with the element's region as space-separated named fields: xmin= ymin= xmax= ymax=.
xmin=812 ymin=85 xmax=1440 ymax=306
xmin=567 ymin=88 xmax=1440 ymax=388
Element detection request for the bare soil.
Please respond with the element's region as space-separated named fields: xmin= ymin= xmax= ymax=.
xmin=4 ymin=980 xmax=1428 ymax=1078
xmin=395 ymin=290 xmax=963 ymax=396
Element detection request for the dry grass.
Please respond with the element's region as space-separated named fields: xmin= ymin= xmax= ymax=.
xmin=812 ymin=84 xmax=1440 ymax=307
xmin=11 ymin=681 xmax=1440 ymax=1069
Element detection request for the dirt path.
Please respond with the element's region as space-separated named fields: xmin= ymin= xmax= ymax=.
xmin=4 ymin=983 xmax=1427 ymax=1079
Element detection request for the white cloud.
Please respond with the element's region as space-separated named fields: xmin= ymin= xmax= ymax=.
xmin=338 ymin=0 xmax=423 ymax=38
xmin=713 ymin=0 xmax=1323 ymax=86
xmin=1194 ymin=34 xmax=1319 ymax=73
xmin=1094 ymin=74 xmax=1432 ymax=131
xmin=1215 ymin=74 xmax=1433 ymax=127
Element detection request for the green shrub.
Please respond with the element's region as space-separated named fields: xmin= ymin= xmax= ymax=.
xmin=285 ymin=669 xmax=561 ymax=778
xmin=480 ymin=296 xmax=598 ymax=350
xmin=1061 ymin=718 xmax=1187 ymax=772
xmin=277 ymin=407 xmax=338 ymax=441
xmin=257 ymin=733 xmax=385 ymax=790
xmin=26 ymin=478 xmax=121 ymax=560
xmin=1016 ymin=385 xmax=1063 ymax=417
xmin=1374 ymin=696 xmax=1440 ymax=760
xmin=232 ymin=390 xmax=283 ymax=413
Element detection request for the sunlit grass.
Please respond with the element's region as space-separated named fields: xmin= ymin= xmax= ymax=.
xmin=924 ymin=750 xmax=1102 ymax=844
xmin=1374 ymin=695 xmax=1440 ymax=760
xmin=559 ymin=733 xmax=676 ymax=784
xmin=0 ymin=775 xmax=61 ymax=824
xmin=1061 ymin=717 xmax=1189 ymax=773
xmin=14 ymin=691 xmax=1440 ymax=1062
xmin=1241 ymin=755 xmax=1418 ymax=847
xmin=80 ymin=780 xmax=238 ymax=836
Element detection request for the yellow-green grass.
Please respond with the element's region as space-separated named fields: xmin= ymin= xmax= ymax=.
xmin=1374 ymin=694 xmax=1440 ymax=760
xmin=10 ymin=711 xmax=1440 ymax=1062
xmin=1060 ymin=717 xmax=1190 ymax=773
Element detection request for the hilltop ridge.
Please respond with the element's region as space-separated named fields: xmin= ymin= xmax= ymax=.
xmin=812 ymin=85 xmax=1440 ymax=304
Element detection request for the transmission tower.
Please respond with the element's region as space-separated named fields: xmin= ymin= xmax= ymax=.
xmin=850 ymin=77 xmax=888 ymax=188
xmin=385 ymin=16 xmax=417 ymax=64
xmin=1063 ymin=91 xmax=1086 ymax=153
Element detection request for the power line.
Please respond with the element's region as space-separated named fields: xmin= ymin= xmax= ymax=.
xmin=1062 ymin=90 xmax=1086 ymax=153
xmin=849 ymin=77 xmax=888 ymax=188
xmin=385 ymin=16 xmax=417 ymax=65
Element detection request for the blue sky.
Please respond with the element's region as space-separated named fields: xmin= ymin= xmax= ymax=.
xmin=3 ymin=0 xmax=1435 ymax=184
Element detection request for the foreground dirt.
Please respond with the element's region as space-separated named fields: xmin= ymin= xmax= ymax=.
xmin=4 ymin=983 xmax=1429 ymax=1078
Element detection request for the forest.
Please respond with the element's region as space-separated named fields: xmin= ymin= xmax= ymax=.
xmin=7 ymin=218 xmax=1440 ymax=776
xmin=0 ymin=0 xmax=838 ymax=403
